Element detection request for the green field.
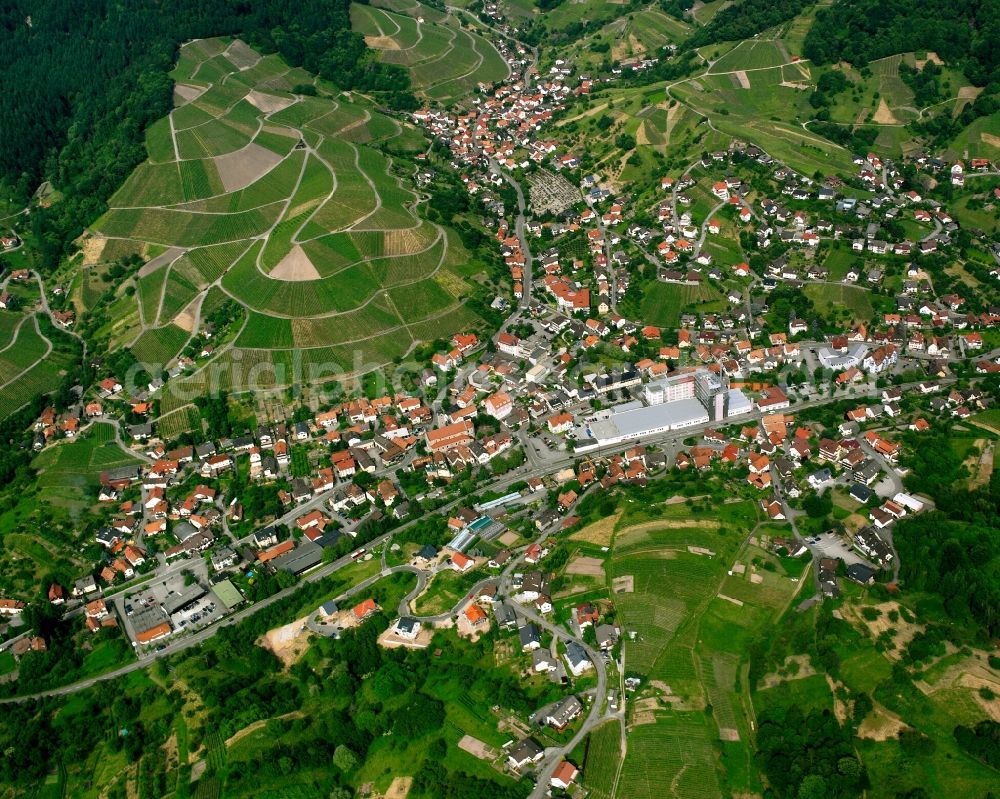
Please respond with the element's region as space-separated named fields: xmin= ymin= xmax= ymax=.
xmin=803 ymin=283 xmax=874 ymax=322
xmin=352 ymin=3 xmax=509 ymax=102
xmin=607 ymin=495 xmax=797 ymax=799
xmin=31 ymin=421 xmax=143 ymax=514
xmin=581 ymin=721 xmax=622 ymax=799
xmin=130 ymin=324 xmax=191 ymax=366
xmin=83 ymin=35 xmax=487 ymax=398
xmin=637 ymin=280 xmax=725 ymax=327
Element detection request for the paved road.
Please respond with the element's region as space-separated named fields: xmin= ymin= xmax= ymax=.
xmin=2 ymin=368 xmax=963 ymax=706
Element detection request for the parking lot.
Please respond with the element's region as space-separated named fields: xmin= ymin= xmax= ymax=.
xmin=123 ymin=564 xmax=225 ymax=643
xmin=805 ymin=530 xmax=870 ymax=566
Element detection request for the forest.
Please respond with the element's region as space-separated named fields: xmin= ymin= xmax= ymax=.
xmin=686 ymin=0 xmax=814 ymax=48
xmin=803 ymin=0 xmax=999 ymax=85
xmin=803 ymin=0 xmax=1000 ymax=143
xmin=0 ymin=575 xmax=540 ymax=798
xmin=755 ymin=705 xmax=868 ymax=799
xmin=0 ymin=0 xmax=412 ymax=269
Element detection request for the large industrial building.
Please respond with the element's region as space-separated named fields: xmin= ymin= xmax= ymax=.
xmin=573 ymin=370 xmax=751 ymax=451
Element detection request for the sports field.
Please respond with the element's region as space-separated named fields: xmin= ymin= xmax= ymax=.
xmin=83 ymin=36 xmax=486 ymax=394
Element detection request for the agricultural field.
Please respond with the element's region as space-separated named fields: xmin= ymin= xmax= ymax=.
xmin=803 ymin=282 xmax=874 ymax=323
xmin=555 ymin=7 xmax=692 ymax=71
xmin=580 ymin=721 xmax=622 ymax=799
xmin=80 ymin=36 xmax=489 ymax=399
xmin=609 ymin=497 xmax=802 ymax=799
xmin=0 ymin=316 xmax=79 ymax=420
xmin=31 ymin=421 xmax=143 ymax=514
xmin=351 ymin=2 xmax=509 ymax=103
xmin=636 ymin=280 xmax=725 ymax=328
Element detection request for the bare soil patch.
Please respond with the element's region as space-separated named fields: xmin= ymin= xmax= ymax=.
xmin=258 ymin=615 xmax=312 ymax=667
xmin=173 ymin=306 xmax=196 ymax=333
xmin=857 ymin=704 xmax=909 ymax=740
xmin=379 ymin=626 xmax=434 ymax=650
xmin=758 ymin=654 xmax=817 ymax=690
xmin=226 ymin=39 xmax=261 ymax=70
xmin=456 ymin=606 xmax=491 ymax=641
xmin=384 ymin=776 xmax=413 ymax=799
xmin=733 ymin=70 xmax=750 ymax=89
xmin=717 ymin=594 xmax=744 ymax=606
xmin=872 ymin=98 xmax=899 ymax=125
xmin=173 ymin=83 xmax=207 ymax=106
xmin=844 ymin=512 xmax=868 ymax=533
xmin=635 ymin=121 xmax=651 ymax=146
xmin=214 ymin=142 xmax=282 ymax=193
xmin=458 ymin=735 xmax=498 ymax=761
xmin=366 ymin=35 xmax=402 ymax=50
xmin=569 ymin=512 xmax=621 ymax=546
xmin=688 ymin=545 xmax=716 ymax=556
xmin=719 ymin=728 xmax=741 ymax=741
xmin=827 ymin=674 xmax=849 ymax=723
xmin=190 ymin=760 xmax=207 ymax=783
xmin=270 ymin=245 xmax=322 ymax=281
xmin=138 ymin=246 xmax=185 ymax=277
xmin=498 ymin=531 xmax=520 ymax=546
xmin=246 ymin=90 xmax=295 ymax=114
xmin=81 ymin=236 xmax=108 ymax=266
xmin=565 ymin=555 xmax=606 ymax=578
xmin=844 ymin=600 xmax=923 ymax=659
xmin=981 ymin=132 xmax=1000 ymax=148
xmin=612 ymin=575 xmax=634 ymax=593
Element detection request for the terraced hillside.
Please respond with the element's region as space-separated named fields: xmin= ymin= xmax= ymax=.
xmin=86 ymin=37 xmax=487 ymax=404
xmin=351 ymin=0 xmax=510 ymax=102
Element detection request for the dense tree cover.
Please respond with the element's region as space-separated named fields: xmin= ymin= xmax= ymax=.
xmin=756 ymin=705 xmax=868 ymax=799
xmin=804 ymin=0 xmax=1000 ymax=86
xmin=808 ymin=122 xmax=880 ymax=155
xmin=893 ymin=511 xmax=1000 ymax=639
xmin=0 ymin=566 xmax=540 ymax=797
xmin=899 ymin=61 xmax=946 ymax=107
xmin=194 ymin=391 xmax=233 ymax=439
xmin=0 ymin=0 xmax=412 ymax=269
xmin=893 ymin=415 xmax=1000 ymax=640
xmin=804 ymin=0 xmax=1000 ymax=144
xmin=954 ymin=720 xmax=1000 ymax=769
xmin=687 ymin=0 xmax=814 ymax=48
xmin=660 ymin=0 xmax=695 ymax=20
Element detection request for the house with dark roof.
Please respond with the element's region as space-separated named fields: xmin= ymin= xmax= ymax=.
xmin=518 ymin=622 xmax=542 ymax=651
xmin=507 ymin=738 xmax=544 ymax=770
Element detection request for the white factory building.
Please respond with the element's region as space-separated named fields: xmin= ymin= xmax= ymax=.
xmin=573 ymin=370 xmax=751 ymax=451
